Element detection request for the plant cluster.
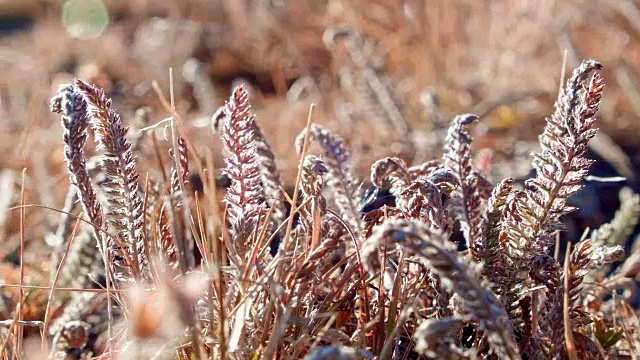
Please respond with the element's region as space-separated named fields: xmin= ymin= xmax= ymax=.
xmin=3 ymin=59 xmax=640 ymax=360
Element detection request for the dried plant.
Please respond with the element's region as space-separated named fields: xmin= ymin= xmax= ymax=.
xmin=253 ymin=121 xmax=287 ymax=231
xmin=169 ymin=136 xmax=190 ymax=205
xmin=364 ymin=218 xmax=520 ymax=359
xmin=50 ymin=85 xmax=106 ymax=259
xmin=324 ymin=28 xmax=415 ymax=161
xmin=296 ymin=124 xmax=362 ymax=233
xmin=219 ymin=85 xmax=266 ymax=256
xmin=505 ymin=61 xmax=604 ymax=253
xmin=49 ymin=228 xmax=104 ymax=309
xmin=592 ymin=187 xmax=640 ymax=247
xmin=369 ymin=157 xmax=410 ymax=193
xmin=75 ymin=79 xmax=148 ymax=282
xmin=32 ymin=59 xmax=640 ymax=360
xmin=297 ymin=155 xmax=329 ymax=242
xmin=214 ymin=97 xmax=286 ymax=232
xmin=443 ymin=114 xmax=484 ymax=252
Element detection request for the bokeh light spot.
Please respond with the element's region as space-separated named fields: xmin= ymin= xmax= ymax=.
xmin=62 ymin=0 xmax=109 ymax=39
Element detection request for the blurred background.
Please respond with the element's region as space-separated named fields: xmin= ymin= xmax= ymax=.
xmin=1 ymin=0 xmax=640 ymax=270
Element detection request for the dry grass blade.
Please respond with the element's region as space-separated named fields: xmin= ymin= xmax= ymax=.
xmin=16 ymin=169 xmax=26 ymax=359
xmin=264 ymin=106 xmax=316 ymax=360
xmin=564 ymin=242 xmax=578 ymax=360
xmin=43 ymin=215 xmax=82 ymax=336
xmin=278 ymin=104 xmax=316 ymax=262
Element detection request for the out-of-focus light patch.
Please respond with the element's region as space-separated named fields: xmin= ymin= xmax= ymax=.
xmin=62 ymin=0 xmax=109 ymax=39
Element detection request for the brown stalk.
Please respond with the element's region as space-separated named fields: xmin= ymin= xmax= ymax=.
xmin=141 ymin=175 xmax=158 ymax=284
xmin=310 ymin=200 xmax=322 ymax=251
xmin=277 ymin=104 xmax=316 ymax=274
xmin=16 ymin=169 xmax=26 ymax=358
xmin=43 ymin=214 xmax=82 ymax=336
xmin=241 ymin=205 xmax=276 ymax=283
xmin=151 ymin=131 xmax=169 ymax=183
xmin=148 ymin=200 xmax=162 ymax=282
xmin=326 ymin=208 xmax=372 ymax=337
xmin=193 ymin=195 xmax=209 ymax=268
xmin=204 ymin=150 xmax=222 ymax=264
xmin=372 ymin=239 xmax=386 ymax=353
xmin=0 ymin=170 xmax=28 ymax=359
xmin=559 ymin=50 xmax=569 ymax=99
xmin=168 ymin=68 xmax=196 ymax=272
xmin=150 ymin=81 xmax=207 ymax=213
xmin=563 ymin=242 xmax=578 ymax=360
xmin=386 ymin=250 xmax=405 ymax=338
xmin=201 ymin=149 xmax=226 ymax=358
xmin=151 ymin=79 xmax=204 ymax=269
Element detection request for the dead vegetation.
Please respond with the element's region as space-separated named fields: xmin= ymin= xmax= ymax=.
xmin=2 ymin=1 xmax=640 ymax=359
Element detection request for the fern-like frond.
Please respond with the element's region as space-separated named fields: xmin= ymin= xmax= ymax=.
xmin=296 ymin=124 xmax=362 ymax=232
xmin=75 ymin=79 xmax=147 ymax=281
xmin=219 ymin=86 xmax=265 ymax=250
xmin=253 ymin=121 xmax=287 ymax=229
xmin=369 ymin=157 xmax=410 ymax=194
xmin=52 ymin=227 xmax=104 ymax=307
xmin=512 ymin=61 xmax=603 ymax=252
xmin=443 ymin=114 xmax=483 ymax=251
xmin=477 ymin=178 xmax=528 ymax=335
xmin=477 ymin=177 xmax=513 ymax=263
xmin=395 ymin=178 xmax=448 ymax=231
xmin=542 ymin=239 xmax=622 ymax=358
xmin=51 ymin=84 xmax=105 ymax=251
xmin=592 ymin=187 xmax=640 ymax=246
